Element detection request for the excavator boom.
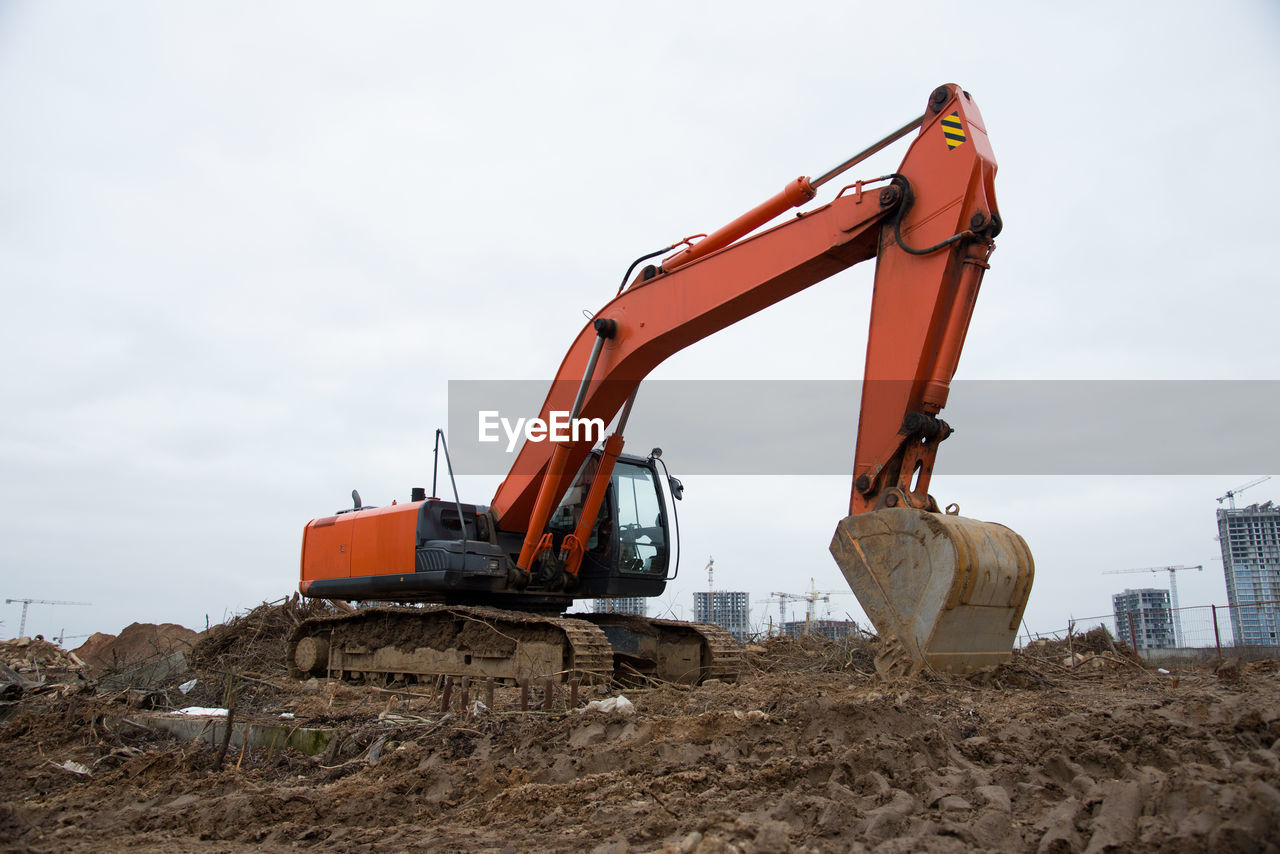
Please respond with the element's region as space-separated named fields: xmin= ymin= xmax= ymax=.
xmin=493 ymin=84 xmax=999 ymax=527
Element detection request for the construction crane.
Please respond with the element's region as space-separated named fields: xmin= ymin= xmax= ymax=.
xmin=765 ymin=579 xmax=852 ymax=625
xmin=1101 ymin=565 xmax=1202 ymax=647
xmin=1217 ymin=476 xmax=1272 ymax=510
xmin=761 ymin=592 xmax=808 ymax=626
xmin=705 ymin=556 xmax=715 ymax=624
xmin=5 ymin=598 xmax=91 ymax=638
xmin=755 ymin=594 xmax=815 ymax=636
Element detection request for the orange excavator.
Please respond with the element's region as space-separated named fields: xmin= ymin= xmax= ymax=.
xmin=289 ymin=84 xmax=1033 ymax=685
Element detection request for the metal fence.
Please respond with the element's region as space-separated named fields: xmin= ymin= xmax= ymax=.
xmin=1023 ymin=599 xmax=1280 ymax=663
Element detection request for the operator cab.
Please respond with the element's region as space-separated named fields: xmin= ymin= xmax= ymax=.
xmin=299 ymin=450 xmax=678 ymax=610
xmin=543 ymin=452 xmax=674 ymax=594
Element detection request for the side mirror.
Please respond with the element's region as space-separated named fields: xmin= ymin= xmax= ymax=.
xmin=667 ymin=476 xmax=684 ymax=501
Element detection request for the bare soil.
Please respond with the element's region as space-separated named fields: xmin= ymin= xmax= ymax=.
xmin=2 ymin=605 xmax=1278 ymax=853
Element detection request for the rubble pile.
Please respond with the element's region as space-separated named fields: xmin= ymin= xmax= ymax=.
xmin=744 ymin=631 xmax=879 ymax=675
xmin=1020 ymin=625 xmax=1141 ymax=671
xmin=1 ymin=636 xmax=84 ymax=674
xmin=0 ymin=637 xmax=84 ymax=686
xmin=0 ymin=637 xmax=87 ymax=706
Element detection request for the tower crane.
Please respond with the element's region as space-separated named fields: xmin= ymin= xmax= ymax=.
xmin=1217 ymin=476 xmax=1272 ymax=510
xmin=705 ymin=556 xmax=715 ymax=623
xmin=764 ymin=578 xmax=853 ymax=626
xmin=5 ymin=598 xmax=91 ymax=638
xmin=761 ymin=592 xmax=812 ymax=626
xmin=1101 ymin=565 xmax=1202 ymax=647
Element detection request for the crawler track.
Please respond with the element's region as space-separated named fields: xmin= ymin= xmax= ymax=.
xmin=287 ymin=605 xmax=614 ymax=684
xmin=580 ymin=613 xmax=744 ymax=684
xmin=287 ymin=606 xmax=743 ymax=686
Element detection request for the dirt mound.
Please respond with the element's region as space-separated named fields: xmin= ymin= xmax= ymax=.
xmin=72 ymin=622 xmax=197 ymax=677
xmin=71 ymin=633 xmax=117 ymax=666
xmin=3 ymin=620 xmax=1277 ymax=852
xmin=190 ymin=596 xmax=337 ymax=675
xmin=2 ymin=660 xmax=1279 ymax=852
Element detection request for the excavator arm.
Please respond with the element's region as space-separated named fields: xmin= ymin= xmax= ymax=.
xmin=491 ymin=84 xmax=1032 ymax=674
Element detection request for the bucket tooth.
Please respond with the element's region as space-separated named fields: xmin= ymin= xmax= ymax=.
xmin=830 ymin=508 xmax=1033 ymax=676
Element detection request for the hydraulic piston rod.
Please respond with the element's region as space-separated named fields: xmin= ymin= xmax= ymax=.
xmin=660 ymin=113 xmax=925 ymax=274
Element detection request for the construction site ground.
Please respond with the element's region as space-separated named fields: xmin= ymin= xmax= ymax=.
xmin=2 ymin=603 xmax=1278 ymax=853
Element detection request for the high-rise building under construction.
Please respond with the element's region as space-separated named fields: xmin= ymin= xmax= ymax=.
xmin=1217 ymin=501 xmax=1280 ymax=647
xmin=1111 ymin=588 xmax=1175 ymax=650
xmin=693 ymin=591 xmax=751 ymax=643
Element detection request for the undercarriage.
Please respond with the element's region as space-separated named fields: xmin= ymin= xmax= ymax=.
xmin=286 ymin=605 xmax=742 ymax=686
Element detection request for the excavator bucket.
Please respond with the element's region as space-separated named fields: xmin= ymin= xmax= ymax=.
xmin=830 ymin=508 xmax=1033 ymax=676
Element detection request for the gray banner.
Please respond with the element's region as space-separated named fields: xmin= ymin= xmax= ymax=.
xmin=446 ymin=380 xmax=1280 ymax=475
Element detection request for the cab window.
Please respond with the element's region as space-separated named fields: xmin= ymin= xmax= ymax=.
xmin=613 ymin=461 xmax=667 ymax=575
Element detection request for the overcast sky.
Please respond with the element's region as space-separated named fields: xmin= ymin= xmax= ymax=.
xmin=2 ymin=2 xmax=1278 ymax=645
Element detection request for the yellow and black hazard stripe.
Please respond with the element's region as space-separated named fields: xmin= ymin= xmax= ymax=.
xmin=940 ymin=111 xmax=966 ymax=150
